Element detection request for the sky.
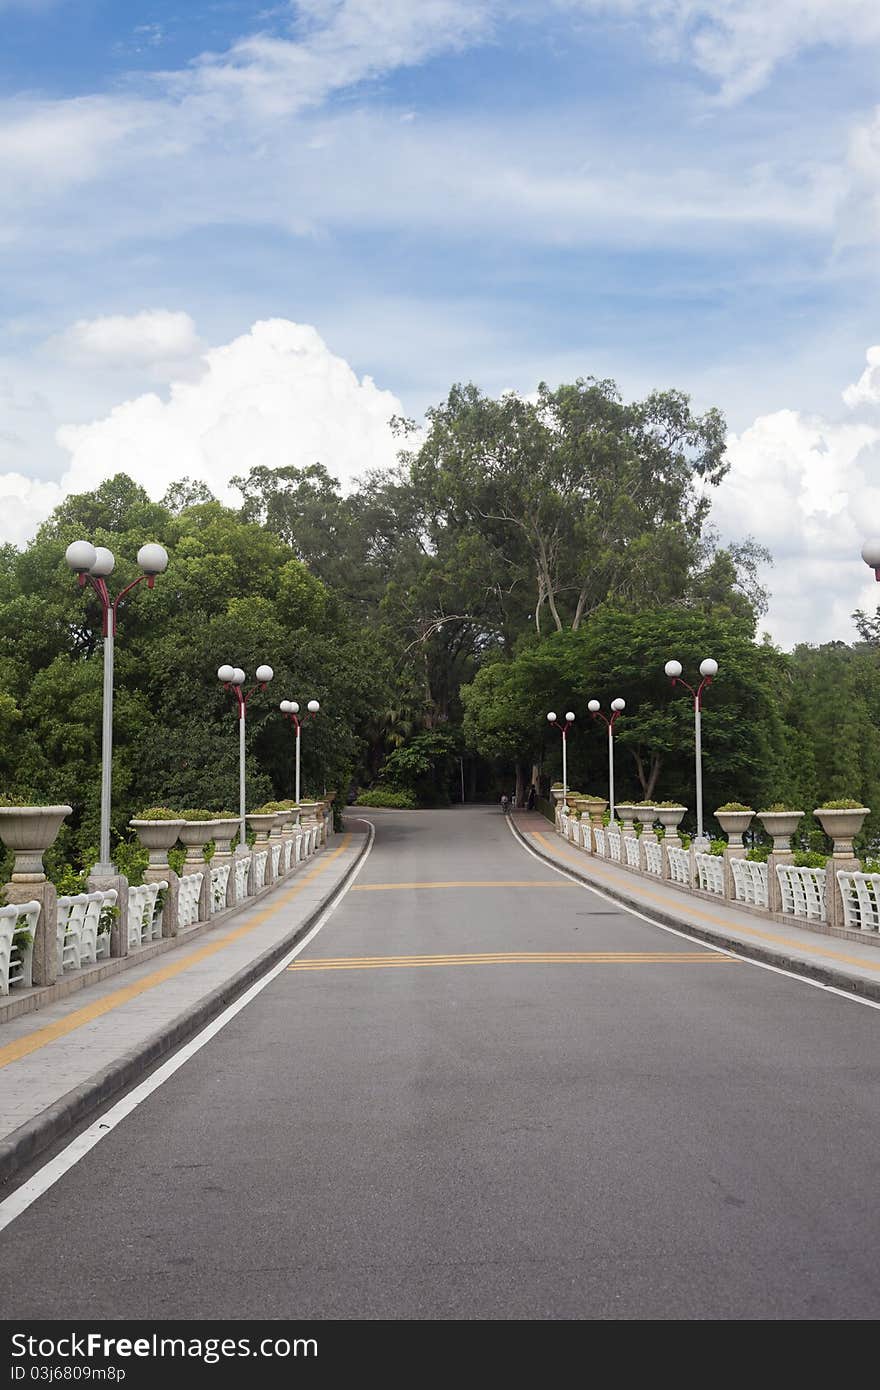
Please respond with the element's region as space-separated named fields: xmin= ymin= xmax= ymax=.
xmin=1 ymin=0 xmax=880 ymax=647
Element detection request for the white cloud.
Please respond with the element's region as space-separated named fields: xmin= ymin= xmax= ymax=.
xmin=51 ymin=317 xmax=401 ymax=508
xmin=568 ymin=1 xmax=880 ymax=101
xmin=0 ymin=471 xmax=63 ymax=546
xmin=710 ymin=353 xmax=880 ymax=647
xmin=842 ymin=345 xmax=880 ymax=408
xmin=50 ymin=310 xmax=201 ymax=373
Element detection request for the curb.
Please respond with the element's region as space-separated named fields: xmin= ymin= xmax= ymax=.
xmin=508 ymin=815 xmax=880 ymax=1006
xmin=0 ymin=827 xmax=373 ymax=1188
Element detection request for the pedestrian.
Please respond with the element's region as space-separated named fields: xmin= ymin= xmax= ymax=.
xmin=500 ymin=793 xmax=509 ymax=813
xmin=526 ymin=784 xmax=536 ymax=812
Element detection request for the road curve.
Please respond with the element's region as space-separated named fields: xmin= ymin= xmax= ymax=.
xmin=0 ymin=806 xmax=878 ymax=1320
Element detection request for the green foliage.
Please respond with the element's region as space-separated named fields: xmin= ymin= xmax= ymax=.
xmin=759 ymin=804 xmax=802 ymax=814
xmin=715 ymin=802 xmax=753 ymax=812
xmin=746 ymin=845 xmax=770 ymax=862
xmin=355 ymin=788 xmax=417 ymax=809
xmin=792 ymin=851 xmax=828 ymax=868
xmin=168 ymin=848 xmax=185 ymax=876
xmin=818 ymin=798 xmax=866 ymax=810
xmin=113 ymin=839 xmax=148 ymax=886
xmin=179 ymin=809 xmax=218 ymax=821
xmin=380 ymin=731 xmax=459 ymax=806
xmin=708 ymin=839 xmax=727 ymax=856
xmin=136 ymin=807 xmax=181 ymax=821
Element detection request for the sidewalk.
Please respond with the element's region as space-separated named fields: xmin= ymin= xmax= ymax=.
xmin=511 ymin=811 xmax=880 ymax=1003
xmin=0 ymin=826 xmax=370 ymax=1184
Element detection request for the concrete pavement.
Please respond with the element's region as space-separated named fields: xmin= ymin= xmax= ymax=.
xmin=512 ymin=809 xmax=880 ymax=999
xmin=0 ymin=828 xmax=369 ymax=1182
xmin=0 ymin=806 xmax=878 ymax=1320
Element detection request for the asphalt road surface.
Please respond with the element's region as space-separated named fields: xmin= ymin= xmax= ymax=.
xmin=1 ymin=807 xmax=879 ymax=1320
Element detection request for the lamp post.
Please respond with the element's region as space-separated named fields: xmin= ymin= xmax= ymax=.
xmin=66 ymin=539 xmax=168 ymax=874
xmin=218 ymin=664 xmax=274 ymax=850
xmin=664 ymin=657 xmax=718 ymax=845
xmin=861 ymin=538 xmax=880 ymax=581
xmin=279 ymin=699 xmax=320 ymax=804
xmin=547 ymin=711 xmax=575 ymax=813
xmin=588 ymin=697 xmax=625 ymax=824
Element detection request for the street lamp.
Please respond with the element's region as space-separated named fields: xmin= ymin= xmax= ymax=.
xmin=664 ymin=657 xmax=718 ymax=845
xmin=588 ymin=697 xmax=625 ymax=824
xmin=547 ymin=710 xmax=575 ymax=814
xmin=218 ymin=663 xmax=274 ymax=851
xmin=66 ymin=538 xmax=168 ymax=875
xmin=279 ymin=699 xmax=320 ymax=804
xmin=861 ymin=538 xmax=880 ymax=581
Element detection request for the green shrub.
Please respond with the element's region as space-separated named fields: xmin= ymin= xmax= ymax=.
xmin=168 ymin=847 xmax=186 ymax=876
xmin=759 ymin=804 xmax=802 ymax=814
xmin=113 ymin=839 xmax=148 ymax=886
xmin=708 ymin=838 xmax=726 ymax=856
xmin=792 ymin=851 xmax=828 ymax=868
xmin=179 ymin=809 xmax=216 ymax=821
xmin=746 ymin=845 xmax=770 ymax=862
xmin=355 ymin=788 xmax=417 ymax=809
xmin=252 ymin=802 xmax=286 ymax=814
xmin=653 ymin=802 xmax=687 ymax=809
xmin=135 ymin=807 xmax=181 ymax=821
xmin=715 ymin=802 xmax=753 ymax=813
xmin=818 ymin=799 xmax=866 ymax=810
xmin=861 ymin=858 xmax=880 ymax=874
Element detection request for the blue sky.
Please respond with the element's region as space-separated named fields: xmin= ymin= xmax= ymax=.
xmin=2 ymin=1 xmax=880 ymax=645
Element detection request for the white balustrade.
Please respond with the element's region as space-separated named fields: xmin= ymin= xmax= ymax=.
xmin=624 ymin=836 xmax=641 ymax=870
xmin=84 ymin=890 xmax=116 ymax=964
xmin=178 ymin=872 xmax=204 ymax=929
xmin=56 ymin=889 xmax=118 ymax=972
xmin=667 ymin=846 xmax=692 ymax=887
xmin=730 ymin=858 xmax=769 ymax=909
xmin=0 ymin=901 xmax=39 ymax=994
xmin=776 ymin=864 xmax=827 ymax=922
xmin=695 ymin=852 xmax=725 ymax=896
xmin=234 ymin=856 xmax=251 ymax=902
xmin=593 ymin=826 xmax=607 ymax=857
xmin=56 ymin=894 xmax=89 ymax=974
xmin=836 ymin=871 xmax=880 ymax=933
xmin=279 ymin=839 xmax=293 ymax=873
xmin=579 ymin=821 xmax=591 ymax=850
xmin=644 ymin=840 xmax=662 ymax=876
xmin=253 ymin=850 xmax=269 ymax=892
xmin=210 ymin=862 xmax=231 ymax=913
xmin=607 ymin=830 xmax=622 ymax=863
xmin=271 ymin=843 xmax=282 ymax=877
xmin=127 ymin=881 xmax=167 ymax=948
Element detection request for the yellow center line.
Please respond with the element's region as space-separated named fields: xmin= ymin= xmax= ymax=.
xmin=530 ymin=831 xmax=880 ymax=974
xmin=0 ymin=836 xmax=353 ymax=1071
xmin=351 ymin=880 xmax=571 ymax=891
xmin=289 ymin=951 xmax=736 ymax=972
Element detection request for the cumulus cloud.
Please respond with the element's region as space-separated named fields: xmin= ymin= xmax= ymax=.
xmin=50 ymin=310 xmax=201 ymax=373
xmin=51 ymin=317 xmax=401 ymax=507
xmin=709 ymin=352 xmax=880 ymax=648
xmin=569 ymin=1 xmax=880 ymax=101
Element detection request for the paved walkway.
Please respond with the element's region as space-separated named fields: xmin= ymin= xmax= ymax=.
xmin=512 ymin=811 xmax=880 ymax=1000
xmin=0 ymin=828 xmax=369 ymax=1182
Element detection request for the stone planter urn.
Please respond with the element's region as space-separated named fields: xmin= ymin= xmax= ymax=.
xmin=584 ymin=797 xmax=608 ymax=827
xmin=632 ymin=805 xmax=656 ymax=831
xmin=550 ymin=786 xmax=565 ymax=804
xmin=757 ymin=810 xmax=804 ymax=853
xmin=130 ymin=817 xmax=185 ymax=867
xmin=209 ymin=818 xmax=241 ymax=856
xmin=813 ymin=806 xmax=870 ymax=859
xmin=246 ymin=813 xmax=277 ymax=847
xmin=0 ymin=805 xmax=72 ymax=881
xmin=616 ymin=803 xmax=638 ymax=835
xmin=178 ymin=820 xmax=216 ymax=869
xmin=568 ymin=795 xmax=589 ymax=816
xmin=714 ymin=809 xmax=754 ymax=849
xmin=655 ymin=805 xmax=687 ymax=847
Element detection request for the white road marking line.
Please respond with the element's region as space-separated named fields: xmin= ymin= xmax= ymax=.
xmin=506 ymin=817 xmax=880 ymax=1013
xmin=0 ymin=823 xmax=376 ymax=1234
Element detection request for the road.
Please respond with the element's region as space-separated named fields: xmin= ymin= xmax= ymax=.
xmin=1 ymin=806 xmax=879 ymax=1320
